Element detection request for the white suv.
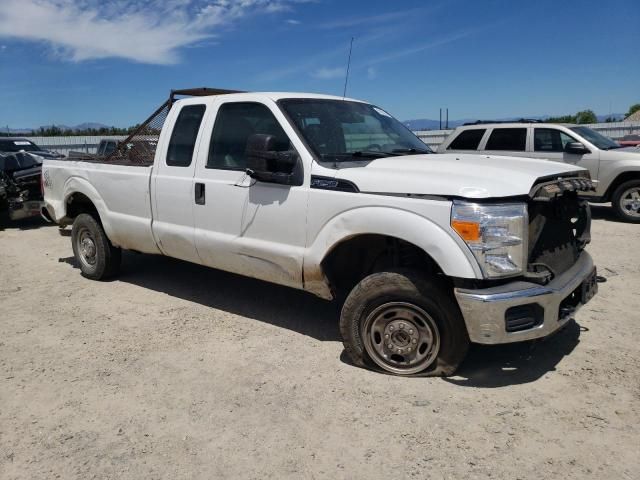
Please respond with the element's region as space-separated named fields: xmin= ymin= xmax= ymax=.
xmin=438 ymin=121 xmax=640 ymax=222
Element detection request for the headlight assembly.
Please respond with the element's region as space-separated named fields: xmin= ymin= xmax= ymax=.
xmin=451 ymin=202 xmax=528 ymax=279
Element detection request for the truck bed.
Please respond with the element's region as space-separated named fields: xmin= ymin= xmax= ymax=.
xmin=44 ymin=159 xmax=160 ymax=254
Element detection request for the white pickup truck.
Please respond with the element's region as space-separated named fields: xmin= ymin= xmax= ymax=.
xmin=42 ymin=89 xmax=599 ymax=376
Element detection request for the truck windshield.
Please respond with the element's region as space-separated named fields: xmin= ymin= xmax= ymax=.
xmin=0 ymin=139 xmax=42 ymax=153
xmin=279 ymin=99 xmax=431 ymax=162
xmin=569 ymin=126 xmax=620 ymax=150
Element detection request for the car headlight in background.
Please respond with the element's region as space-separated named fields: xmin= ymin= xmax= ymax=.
xmin=451 ymin=202 xmax=528 ymax=279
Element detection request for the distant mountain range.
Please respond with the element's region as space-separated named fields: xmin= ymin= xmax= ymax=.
xmin=404 ymin=113 xmax=626 ymax=131
xmin=4 ymin=122 xmax=112 ymax=134
xmin=3 ymin=113 xmax=628 ymax=134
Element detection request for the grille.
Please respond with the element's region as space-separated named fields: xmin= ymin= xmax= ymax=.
xmin=526 ymin=192 xmax=590 ymax=283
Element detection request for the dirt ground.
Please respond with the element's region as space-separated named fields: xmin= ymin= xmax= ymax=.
xmin=1 ymin=206 xmax=639 ymax=479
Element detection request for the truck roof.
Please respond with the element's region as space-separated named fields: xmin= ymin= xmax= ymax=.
xmin=174 ymin=91 xmax=366 ymax=105
xmin=456 ymin=122 xmax=576 ymax=129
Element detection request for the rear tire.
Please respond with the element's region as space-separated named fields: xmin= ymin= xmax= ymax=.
xmin=340 ymin=270 xmax=469 ymax=376
xmin=612 ymin=180 xmax=640 ymax=223
xmin=71 ymin=213 xmax=121 ymax=280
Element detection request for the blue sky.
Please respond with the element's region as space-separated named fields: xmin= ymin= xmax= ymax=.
xmin=0 ymin=0 xmax=638 ymax=128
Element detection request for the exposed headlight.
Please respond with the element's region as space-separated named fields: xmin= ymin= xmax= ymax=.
xmin=451 ymin=202 xmax=528 ymax=279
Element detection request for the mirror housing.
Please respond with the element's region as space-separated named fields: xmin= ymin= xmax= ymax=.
xmin=565 ymin=142 xmax=590 ymax=155
xmin=245 ymin=134 xmax=299 ymax=185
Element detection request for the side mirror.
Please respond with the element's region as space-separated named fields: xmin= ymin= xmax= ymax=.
xmin=246 ymin=134 xmax=298 ymax=185
xmin=564 ymin=142 xmax=590 ymax=155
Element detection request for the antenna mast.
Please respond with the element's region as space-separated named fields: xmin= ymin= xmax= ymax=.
xmin=342 ymin=37 xmax=354 ymax=98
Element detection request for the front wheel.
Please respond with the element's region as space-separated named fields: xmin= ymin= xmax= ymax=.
xmin=340 ymin=270 xmax=469 ymax=376
xmin=71 ymin=213 xmax=121 ymax=280
xmin=612 ymin=180 xmax=640 ymax=223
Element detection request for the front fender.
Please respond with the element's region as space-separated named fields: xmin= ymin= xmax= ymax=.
xmin=599 ymin=161 xmax=640 ymax=197
xmin=303 ymin=206 xmax=481 ymax=299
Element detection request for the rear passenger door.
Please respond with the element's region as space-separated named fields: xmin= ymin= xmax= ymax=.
xmin=152 ymin=103 xmax=207 ymax=264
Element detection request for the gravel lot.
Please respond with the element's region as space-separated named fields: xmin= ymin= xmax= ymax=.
xmin=1 ymin=207 xmax=639 ymax=479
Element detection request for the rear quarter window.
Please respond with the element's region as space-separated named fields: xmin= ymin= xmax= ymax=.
xmin=448 ymin=129 xmax=486 ymax=150
xmin=485 ymin=128 xmax=527 ymax=151
xmin=166 ymin=104 xmax=206 ymax=167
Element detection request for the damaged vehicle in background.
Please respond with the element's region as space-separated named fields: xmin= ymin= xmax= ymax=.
xmin=0 ymin=138 xmax=63 ymax=222
xmin=0 ymin=137 xmax=64 ymax=160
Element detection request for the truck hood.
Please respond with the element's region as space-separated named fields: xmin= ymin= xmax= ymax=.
xmin=332 ymin=153 xmax=587 ymax=199
xmin=603 ymin=147 xmax=640 ymax=158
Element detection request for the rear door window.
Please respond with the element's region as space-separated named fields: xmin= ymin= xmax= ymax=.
xmin=448 ymin=129 xmax=485 ymax=150
xmin=166 ymin=104 xmax=206 ymax=167
xmin=485 ymin=128 xmax=527 ymax=151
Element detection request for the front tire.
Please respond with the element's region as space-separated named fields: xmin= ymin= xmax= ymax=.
xmin=71 ymin=213 xmax=121 ymax=280
xmin=612 ymin=180 xmax=640 ymax=223
xmin=340 ymin=270 xmax=469 ymax=376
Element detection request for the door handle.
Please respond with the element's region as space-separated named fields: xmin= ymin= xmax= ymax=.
xmin=195 ymin=182 xmax=205 ymax=205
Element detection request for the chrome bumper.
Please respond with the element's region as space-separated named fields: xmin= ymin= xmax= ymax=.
xmin=455 ymin=252 xmax=595 ymax=344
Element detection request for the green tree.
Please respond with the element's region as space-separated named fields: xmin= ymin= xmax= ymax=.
xmin=575 ymin=110 xmax=597 ymax=124
xmin=546 ymin=114 xmax=576 ymax=123
xmin=627 ymin=103 xmax=640 ymax=118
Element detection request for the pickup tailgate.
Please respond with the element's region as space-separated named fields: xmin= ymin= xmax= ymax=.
xmin=43 ymin=159 xmax=160 ymax=254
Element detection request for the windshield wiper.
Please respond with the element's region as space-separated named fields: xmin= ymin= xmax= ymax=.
xmin=322 ymin=151 xmax=396 ymax=161
xmin=390 ymin=148 xmax=431 ymax=154
xmin=351 ymin=150 xmax=398 ymax=158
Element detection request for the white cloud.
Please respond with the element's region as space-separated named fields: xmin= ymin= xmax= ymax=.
xmin=286 ymin=19 xmax=301 ymax=25
xmin=0 ymin=0 xmax=305 ymax=64
xmin=311 ymin=67 xmax=345 ymax=79
xmin=358 ymin=26 xmax=494 ymax=68
xmin=366 ymin=66 xmax=377 ymax=80
xmin=318 ymin=6 xmax=439 ymax=30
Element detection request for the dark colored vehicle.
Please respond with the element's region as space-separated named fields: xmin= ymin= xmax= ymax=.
xmin=0 ymin=138 xmax=61 ymax=221
xmin=0 ymin=138 xmax=64 ymax=159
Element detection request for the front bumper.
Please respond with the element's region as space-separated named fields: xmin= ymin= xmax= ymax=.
xmin=455 ymin=252 xmax=596 ymax=344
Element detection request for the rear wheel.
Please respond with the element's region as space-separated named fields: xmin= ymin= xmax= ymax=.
xmin=71 ymin=213 xmax=121 ymax=279
xmin=612 ymin=180 xmax=640 ymax=223
xmin=340 ymin=270 xmax=469 ymax=376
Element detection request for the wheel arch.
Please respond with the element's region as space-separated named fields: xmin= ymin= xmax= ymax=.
xmin=303 ymin=207 xmax=480 ymax=299
xmin=61 ymin=177 xmax=116 ymax=240
xmin=601 ymin=169 xmax=640 ymax=201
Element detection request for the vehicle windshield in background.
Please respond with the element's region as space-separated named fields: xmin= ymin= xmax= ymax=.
xmin=570 ymin=126 xmax=621 ymax=150
xmin=0 ymin=139 xmax=42 ymax=153
xmin=279 ymin=99 xmax=432 ymax=162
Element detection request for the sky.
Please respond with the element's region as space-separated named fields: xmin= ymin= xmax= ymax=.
xmin=0 ymin=0 xmax=638 ymax=128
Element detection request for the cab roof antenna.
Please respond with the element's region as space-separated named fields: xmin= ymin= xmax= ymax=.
xmin=342 ymin=37 xmax=354 ymax=99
